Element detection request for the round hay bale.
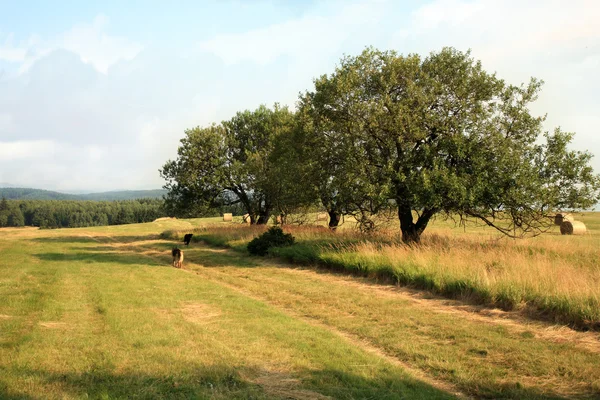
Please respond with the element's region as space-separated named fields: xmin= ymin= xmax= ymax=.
xmin=317 ymin=212 xmax=328 ymax=222
xmin=560 ymin=220 xmax=586 ymax=235
xmin=223 ymin=213 xmax=233 ymax=222
xmin=554 ymin=213 xmax=573 ymax=226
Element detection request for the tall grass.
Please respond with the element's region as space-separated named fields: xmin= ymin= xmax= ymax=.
xmin=164 ymin=218 xmax=600 ymax=329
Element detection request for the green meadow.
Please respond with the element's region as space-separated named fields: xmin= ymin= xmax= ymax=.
xmin=1 ymin=216 xmax=599 ymax=399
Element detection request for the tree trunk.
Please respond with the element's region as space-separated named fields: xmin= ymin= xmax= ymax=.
xmin=398 ymin=208 xmax=420 ymax=244
xmin=257 ymin=203 xmax=271 ymax=225
xmin=257 ymin=214 xmax=270 ymax=224
xmin=328 ymin=210 xmax=341 ymax=230
xmin=398 ymin=206 xmax=437 ymax=244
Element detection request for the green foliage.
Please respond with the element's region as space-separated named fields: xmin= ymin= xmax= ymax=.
xmin=161 ymin=47 xmax=599 ymax=241
xmin=302 ymin=47 xmax=600 ymax=242
xmin=161 ymin=105 xmax=309 ymax=223
xmin=247 ymin=226 xmax=295 ymax=256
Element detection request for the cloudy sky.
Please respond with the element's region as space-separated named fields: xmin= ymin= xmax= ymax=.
xmin=0 ymin=0 xmax=598 ymax=192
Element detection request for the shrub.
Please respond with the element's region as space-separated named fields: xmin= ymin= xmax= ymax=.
xmin=159 ymin=230 xmax=178 ymax=240
xmin=247 ymin=227 xmax=295 ymax=256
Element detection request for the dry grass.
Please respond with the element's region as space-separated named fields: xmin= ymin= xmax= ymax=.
xmin=179 ymin=212 xmax=600 ymax=329
xmin=339 ymin=233 xmax=600 ymax=322
xmin=4 ymin=217 xmax=600 ymax=398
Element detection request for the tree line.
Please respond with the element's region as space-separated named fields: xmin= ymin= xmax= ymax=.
xmin=160 ymin=47 xmax=600 ymax=243
xmin=0 ymin=198 xmax=165 ymax=229
xmin=0 ymin=187 xmax=167 ymax=201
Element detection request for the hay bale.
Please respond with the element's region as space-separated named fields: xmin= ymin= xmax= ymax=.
xmin=317 ymin=212 xmax=328 ymax=221
xmin=560 ymin=220 xmax=587 ymax=235
xmin=223 ymin=213 xmax=233 ymax=222
xmin=242 ymin=214 xmax=251 ymax=224
xmin=554 ymin=213 xmax=574 ymax=226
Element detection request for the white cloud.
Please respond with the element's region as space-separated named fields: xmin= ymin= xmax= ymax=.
xmin=390 ymin=0 xmax=600 ymax=172
xmin=198 ymin=0 xmax=387 ymax=66
xmin=0 ymin=33 xmax=27 ymax=62
xmin=59 ymin=14 xmax=143 ymax=74
xmin=1 ymin=14 xmax=142 ymax=75
xmin=1 ymin=2 xmax=599 ymax=191
xmin=0 ymin=113 xmax=14 ymax=132
xmin=0 ymin=140 xmax=56 ymax=161
xmin=412 ymin=0 xmax=485 ymax=30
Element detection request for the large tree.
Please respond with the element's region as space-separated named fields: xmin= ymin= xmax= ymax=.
xmin=305 ymin=47 xmax=600 ymax=243
xmin=160 ymin=104 xmax=296 ymax=224
xmin=298 ymin=80 xmax=400 ymax=231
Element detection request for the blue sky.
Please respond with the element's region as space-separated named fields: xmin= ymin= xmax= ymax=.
xmin=0 ymin=0 xmax=598 ymax=191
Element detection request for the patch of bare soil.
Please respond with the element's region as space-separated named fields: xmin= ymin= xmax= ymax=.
xmin=180 ymin=303 xmax=221 ymax=324
xmin=39 ymin=321 xmax=69 ymax=329
xmin=251 ymin=371 xmax=332 ymax=400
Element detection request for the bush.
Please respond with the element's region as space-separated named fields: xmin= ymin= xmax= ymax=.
xmin=247 ymin=227 xmax=295 ymax=256
xmin=159 ymin=230 xmax=178 ymax=240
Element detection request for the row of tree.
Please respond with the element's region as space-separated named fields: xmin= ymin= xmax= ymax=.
xmin=0 ymin=198 xmax=165 ymax=229
xmin=160 ymin=47 xmax=600 ymax=243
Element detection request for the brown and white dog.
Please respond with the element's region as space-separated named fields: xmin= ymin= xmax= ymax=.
xmin=172 ymin=247 xmax=184 ymax=268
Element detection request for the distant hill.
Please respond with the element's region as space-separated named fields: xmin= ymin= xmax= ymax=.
xmin=77 ymin=190 xmax=167 ymax=201
xmin=0 ymin=187 xmax=167 ymax=201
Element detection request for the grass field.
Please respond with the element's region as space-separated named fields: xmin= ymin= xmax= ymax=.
xmin=180 ymin=213 xmax=600 ymax=330
xmin=1 ymin=216 xmax=599 ymax=399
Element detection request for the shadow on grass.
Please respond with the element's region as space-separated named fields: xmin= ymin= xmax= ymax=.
xmin=33 ymin=251 xmax=164 ymax=267
xmin=30 ymin=234 xmax=160 ymax=244
xmin=184 ymin=248 xmax=260 ymax=268
xmin=0 ymin=365 xmax=262 ymax=400
xmin=0 ymin=364 xmax=469 ymax=400
xmin=306 ymin=368 xmax=570 ymax=400
xmin=0 ymin=364 xmax=571 ymax=400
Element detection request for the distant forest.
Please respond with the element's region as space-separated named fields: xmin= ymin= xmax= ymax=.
xmin=0 ymin=198 xmax=165 ymax=229
xmin=0 ymin=187 xmax=167 ymax=201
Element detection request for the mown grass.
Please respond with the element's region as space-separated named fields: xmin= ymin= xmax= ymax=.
xmin=180 ymin=247 xmax=600 ymax=399
xmin=165 ymin=213 xmax=600 ymax=330
xmin=0 ymin=221 xmax=454 ymax=399
xmin=3 ymin=218 xmax=600 ymax=398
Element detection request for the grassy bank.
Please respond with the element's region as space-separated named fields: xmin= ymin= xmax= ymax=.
xmin=163 ymin=214 xmax=600 ymax=329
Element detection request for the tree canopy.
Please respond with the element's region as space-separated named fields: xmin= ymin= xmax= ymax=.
xmin=301 ymin=47 xmax=600 ymax=242
xmin=162 ymin=47 xmax=600 ymax=242
xmin=160 ymin=104 xmax=303 ymax=223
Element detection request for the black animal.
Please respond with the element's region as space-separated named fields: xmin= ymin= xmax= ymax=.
xmin=172 ymin=247 xmax=184 ymax=268
xmin=183 ymin=233 xmax=193 ymax=246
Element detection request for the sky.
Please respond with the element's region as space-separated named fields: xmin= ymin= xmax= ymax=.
xmin=0 ymin=0 xmax=599 ymax=192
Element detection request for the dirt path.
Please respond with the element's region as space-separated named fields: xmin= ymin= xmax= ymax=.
xmin=265 ymin=261 xmax=600 ymax=354
xmin=100 ymin=236 xmax=600 ymax=398
xmin=197 ymin=246 xmax=600 ymax=355
xmin=95 ymin=236 xmax=468 ymax=398
xmin=185 ymin=264 xmax=472 ymax=399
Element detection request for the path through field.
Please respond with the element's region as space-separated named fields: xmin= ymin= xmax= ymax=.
xmin=1 ymin=222 xmax=599 ymax=399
